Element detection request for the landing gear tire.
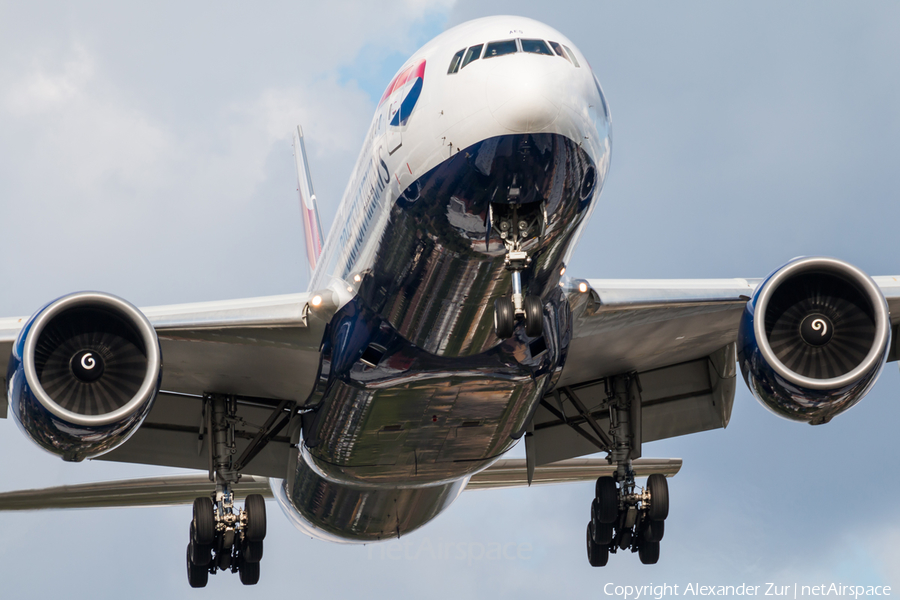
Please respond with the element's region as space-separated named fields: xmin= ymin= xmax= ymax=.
xmin=242 ymin=539 xmax=264 ymax=563
xmin=586 ymin=522 xmax=609 ymax=567
xmin=494 ymin=298 xmax=515 ymax=339
xmin=523 ymin=295 xmax=543 ymax=337
xmin=642 ymin=519 xmax=664 ymax=543
xmin=594 ymin=477 xmax=618 ymax=523
xmin=244 ymin=494 xmax=267 ymax=542
xmin=186 ymin=545 xmax=209 ymax=588
xmin=591 ymin=520 xmax=613 ymax=545
xmin=189 ymin=524 xmax=212 ymax=565
xmin=192 ymin=497 xmax=215 ymax=545
xmin=639 ymin=540 xmax=660 ymax=565
xmin=647 ymin=474 xmax=669 ymax=521
xmin=239 ymin=559 xmax=260 ymax=585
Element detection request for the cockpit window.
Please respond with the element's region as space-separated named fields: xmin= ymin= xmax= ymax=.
xmin=461 ymin=44 xmax=483 ymax=68
xmin=447 ymin=49 xmax=464 ymax=74
xmin=521 ymin=39 xmax=553 ymax=56
xmin=563 ymin=45 xmax=580 ymax=67
xmin=548 ymin=41 xmax=569 ymax=61
xmin=484 ymin=39 xmax=518 ymax=58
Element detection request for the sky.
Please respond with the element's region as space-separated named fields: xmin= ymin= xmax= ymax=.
xmin=1 ymin=1 xmax=900 ymax=597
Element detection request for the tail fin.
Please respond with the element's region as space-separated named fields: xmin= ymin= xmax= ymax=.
xmin=292 ymin=125 xmax=325 ymax=280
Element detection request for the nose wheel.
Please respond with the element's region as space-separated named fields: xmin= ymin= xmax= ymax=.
xmin=490 ymin=196 xmax=546 ymax=339
xmin=493 ymin=248 xmax=544 ymax=339
xmin=494 ymin=294 xmax=543 ymax=339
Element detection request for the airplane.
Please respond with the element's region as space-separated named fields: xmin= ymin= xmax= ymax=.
xmin=1 ymin=14 xmax=898 ymax=587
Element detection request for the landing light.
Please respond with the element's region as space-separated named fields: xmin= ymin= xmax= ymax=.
xmin=311 ymin=295 xmax=323 ymax=307
xmin=559 ymin=267 xmax=566 ymax=276
xmin=578 ymin=282 xmax=589 ymax=293
xmin=353 ymin=274 xmax=361 ymax=283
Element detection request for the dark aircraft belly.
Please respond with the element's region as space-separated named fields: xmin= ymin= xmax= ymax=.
xmin=300 ymin=290 xmax=569 ymax=486
xmin=277 ymin=448 xmax=467 ymax=542
xmin=286 ymin=133 xmax=599 ymax=540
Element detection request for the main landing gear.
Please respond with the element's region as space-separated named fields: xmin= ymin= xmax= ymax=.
xmin=586 ymin=471 xmax=669 ymax=567
xmin=573 ymin=374 xmax=670 ymax=567
xmin=186 ymin=395 xmax=271 ymax=587
xmin=187 ymin=493 xmax=267 ymax=587
xmin=491 ymin=195 xmax=544 ymax=339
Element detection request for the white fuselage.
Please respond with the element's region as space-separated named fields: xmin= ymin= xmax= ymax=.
xmin=279 ymin=15 xmax=612 ymax=543
xmin=311 ymin=16 xmax=610 ymax=299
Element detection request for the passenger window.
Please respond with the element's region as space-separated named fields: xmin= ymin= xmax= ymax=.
xmin=563 ymin=45 xmax=580 ymax=67
xmin=521 ymin=39 xmax=553 ymax=56
xmin=447 ymin=49 xmax=464 ymax=74
xmin=549 ymin=41 xmax=570 ymax=62
xmin=461 ymin=44 xmax=483 ymax=68
xmin=484 ymin=39 xmax=518 ymax=58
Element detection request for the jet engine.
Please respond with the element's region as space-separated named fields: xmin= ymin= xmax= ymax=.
xmin=737 ymin=257 xmax=891 ymax=425
xmin=7 ymin=292 xmax=161 ymax=461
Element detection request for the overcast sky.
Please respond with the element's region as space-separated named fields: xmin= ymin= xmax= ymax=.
xmin=1 ymin=1 xmax=899 ymax=597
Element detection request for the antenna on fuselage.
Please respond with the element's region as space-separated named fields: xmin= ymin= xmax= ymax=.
xmin=292 ymin=125 xmax=325 ymax=284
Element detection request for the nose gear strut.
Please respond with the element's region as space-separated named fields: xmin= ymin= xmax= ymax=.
xmin=491 ymin=194 xmax=544 ymax=339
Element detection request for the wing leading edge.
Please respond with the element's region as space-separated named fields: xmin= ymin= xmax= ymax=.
xmin=0 ymin=292 xmax=330 ymax=478
xmin=536 ymin=276 xmax=900 ymax=467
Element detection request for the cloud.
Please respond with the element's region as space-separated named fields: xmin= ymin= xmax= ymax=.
xmin=1 ymin=2 xmax=899 ymax=598
xmin=2 ymin=44 xmax=174 ymax=196
xmin=5 ymin=44 xmax=93 ymax=115
xmin=0 ymin=3 xmax=459 ymax=313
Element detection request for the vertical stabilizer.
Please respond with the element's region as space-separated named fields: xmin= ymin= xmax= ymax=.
xmin=292 ymin=126 xmax=325 ymax=280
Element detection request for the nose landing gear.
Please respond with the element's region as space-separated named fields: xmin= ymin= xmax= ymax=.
xmin=493 ymin=252 xmax=544 ymax=338
xmin=491 ymin=198 xmax=545 ymax=339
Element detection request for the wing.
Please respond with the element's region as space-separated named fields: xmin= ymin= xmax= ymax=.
xmin=0 ymin=316 xmax=27 ymax=419
xmin=532 ymin=276 xmax=900 ymax=466
xmin=0 ymin=458 xmax=682 ymax=510
xmin=0 ymin=293 xmax=329 ymax=477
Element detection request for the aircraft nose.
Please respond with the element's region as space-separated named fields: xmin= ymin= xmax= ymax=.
xmin=486 ymin=57 xmax=562 ymax=132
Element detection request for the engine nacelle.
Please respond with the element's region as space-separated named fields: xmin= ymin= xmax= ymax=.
xmin=737 ymin=257 xmax=891 ymax=425
xmin=7 ymin=292 xmax=161 ymax=461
